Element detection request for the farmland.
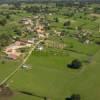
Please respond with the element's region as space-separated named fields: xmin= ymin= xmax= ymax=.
xmin=0 ymin=1 xmax=100 ymax=100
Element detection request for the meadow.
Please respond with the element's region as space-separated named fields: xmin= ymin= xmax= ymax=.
xmin=0 ymin=3 xmax=100 ymax=100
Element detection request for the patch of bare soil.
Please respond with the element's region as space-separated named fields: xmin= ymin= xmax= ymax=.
xmin=0 ymin=84 xmax=13 ymax=98
xmin=90 ymin=13 xmax=100 ymax=17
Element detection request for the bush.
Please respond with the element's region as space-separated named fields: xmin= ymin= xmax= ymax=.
xmin=71 ymin=94 xmax=80 ymax=100
xmin=0 ymin=34 xmax=12 ymax=47
xmin=14 ymin=28 xmax=22 ymax=36
xmin=67 ymin=59 xmax=82 ymax=69
xmin=65 ymin=94 xmax=81 ymax=100
xmin=6 ymin=14 xmax=10 ymax=19
xmin=64 ymin=21 xmax=71 ymax=27
xmin=54 ymin=17 xmax=59 ymax=22
xmin=0 ymin=19 xmax=7 ymax=26
xmin=1 ymin=60 xmax=5 ymax=64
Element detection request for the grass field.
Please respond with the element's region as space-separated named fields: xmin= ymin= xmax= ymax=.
xmin=0 ymin=3 xmax=100 ymax=100
xmin=3 ymin=48 xmax=99 ymax=100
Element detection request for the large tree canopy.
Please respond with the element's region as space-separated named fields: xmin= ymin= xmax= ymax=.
xmin=0 ymin=33 xmax=12 ymax=48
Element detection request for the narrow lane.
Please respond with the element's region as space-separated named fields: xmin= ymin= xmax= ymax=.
xmin=0 ymin=39 xmax=44 ymax=86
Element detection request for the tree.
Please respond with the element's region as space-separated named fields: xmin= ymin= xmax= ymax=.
xmin=0 ymin=19 xmax=7 ymax=26
xmin=0 ymin=34 xmax=12 ymax=47
xmin=71 ymin=94 xmax=80 ymax=100
xmin=14 ymin=28 xmax=22 ymax=36
xmin=67 ymin=59 xmax=82 ymax=69
xmin=64 ymin=21 xmax=71 ymax=27
xmin=94 ymin=7 xmax=100 ymax=14
xmin=76 ymin=25 xmax=82 ymax=31
xmin=54 ymin=17 xmax=59 ymax=22
xmin=14 ymin=2 xmax=21 ymax=10
xmin=65 ymin=94 xmax=81 ymax=100
xmin=1 ymin=60 xmax=5 ymax=64
xmin=6 ymin=14 xmax=10 ymax=19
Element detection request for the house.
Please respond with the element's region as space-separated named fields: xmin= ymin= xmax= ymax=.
xmin=4 ymin=39 xmax=35 ymax=60
xmin=26 ymin=26 xmax=34 ymax=32
xmin=49 ymin=13 xmax=52 ymax=16
xmin=20 ymin=18 xmax=33 ymax=26
xmin=54 ymin=30 xmax=61 ymax=36
xmin=4 ymin=47 xmax=21 ymax=60
xmin=38 ymin=34 xmax=45 ymax=39
xmin=85 ymin=40 xmax=90 ymax=44
xmin=34 ymin=25 xmax=45 ymax=34
xmin=7 ymin=54 xmax=18 ymax=60
xmin=37 ymin=46 xmax=44 ymax=51
xmin=21 ymin=64 xmax=32 ymax=70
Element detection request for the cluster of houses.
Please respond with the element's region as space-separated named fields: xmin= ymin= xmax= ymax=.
xmin=4 ymin=39 xmax=34 ymax=60
xmin=19 ymin=17 xmax=34 ymax=32
xmin=20 ymin=17 xmax=49 ymax=39
xmin=54 ymin=30 xmax=65 ymax=37
xmin=75 ymin=30 xmax=92 ymax=44
xmin=4 ymin=15 xmax=68 ymax=60
xmin=3 ymin=16 xmax=49 ymax=60
xmin=34 ymin=17 xmax=49 ymax=39
xmin=34 ymin=24 xmax=49 ymax=39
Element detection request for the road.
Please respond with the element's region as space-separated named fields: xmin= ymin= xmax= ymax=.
xmin=0 ymin=39 xmax=44 ymax=86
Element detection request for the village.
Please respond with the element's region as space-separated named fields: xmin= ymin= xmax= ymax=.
xmin=3 ymin=16 xmax=69 ymax=60
xmin=0 ymin=1 xmax=100 ymax=100
xmin=3 ymin=17 xmax=46 ymax=60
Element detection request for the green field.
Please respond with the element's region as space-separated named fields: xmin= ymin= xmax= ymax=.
xmin=0 ymin=49 xmax=100 ymax=100
xmin=0 ymin=2 xmax=100 ymax=100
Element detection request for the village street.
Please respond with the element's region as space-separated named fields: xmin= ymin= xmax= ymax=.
xmin=0 ymin=39 xmax=44 ymax=86
xmin=0 ymin=15 xmax=49 ymax=85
